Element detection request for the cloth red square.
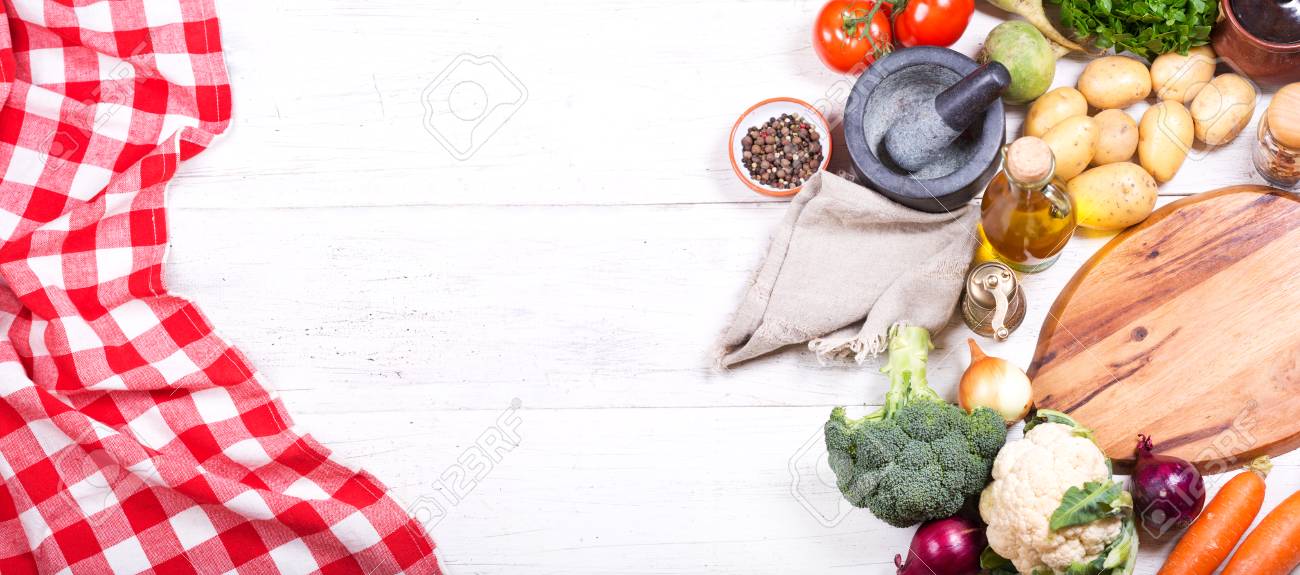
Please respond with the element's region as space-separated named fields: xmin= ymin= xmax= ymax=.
xmin=16 ymin=458 xmax=62 ymax=504
xmin=52 ymin=519 xmax=103 ymax=566
xmin=0 ymin=1 xmax=441 ymax=573
xmin=120 ymin=490 xmax=169 ymax=533
xmin=218 ymin=521 xmax=270 ymax=567
xmin=151 ymin=553 xmax=200 ymax=575
xmin=22 ymin=187 xmax=67 ymax=223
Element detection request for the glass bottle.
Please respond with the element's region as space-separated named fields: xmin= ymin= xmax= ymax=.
xmin=980 ymin=136 xmax=1076 ymax=273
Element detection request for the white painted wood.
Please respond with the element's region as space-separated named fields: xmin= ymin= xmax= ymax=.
xmin=177 ymin=3 xmax=1279 ymax=210
xmin=165 ymin=199 xmax=1153 ymax=413
xmin=293 ymin=408 xmax=1300 ymax=575
xmin=159 ymin=1 xmax=1299 ymax=573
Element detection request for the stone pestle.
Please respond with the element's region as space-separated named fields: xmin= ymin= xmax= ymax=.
xmin=883 ymin=61 xmax=1011 ymax=174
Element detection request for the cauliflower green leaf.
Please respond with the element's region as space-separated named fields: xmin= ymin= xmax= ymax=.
xmin=1051 ymin=480 xmax=1132 ymax=531
xmin=980 ymin=547 xmax=1017 ymax=575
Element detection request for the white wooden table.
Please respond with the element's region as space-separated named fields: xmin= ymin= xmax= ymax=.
xmin=166 ymin=2 xmax=1296 ymax=573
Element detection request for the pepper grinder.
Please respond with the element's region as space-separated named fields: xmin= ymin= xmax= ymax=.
xmin=962 ymin=261 xmax=1026 ymax=341
xmin=883 ymin=61 xmax=1012 ymax=173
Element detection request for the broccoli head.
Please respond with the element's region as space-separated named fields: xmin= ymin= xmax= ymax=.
xmin=822 ymin=325 xmax=1009 ymax=528
xmin=895 ymin=400 xmax=963 ymax=442
xmin=964 ymin=403 xmax=1012 ymax=459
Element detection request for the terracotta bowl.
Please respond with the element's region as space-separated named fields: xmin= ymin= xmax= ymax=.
xmin=728 ymin=98 xmax=832 ymax=197
xmin=1211 ymin=0 xmax=1300 ymax=84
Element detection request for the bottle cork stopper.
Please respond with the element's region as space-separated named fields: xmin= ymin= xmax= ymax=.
xmin=1269 ymin=83 xmax=1300 ymax=149
xmin=1006 ymin=136 xmax=1054 ymax=182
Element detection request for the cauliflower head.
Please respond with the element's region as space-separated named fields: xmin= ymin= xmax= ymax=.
xmin=979 ymin=422 xmax=1122 ymax=574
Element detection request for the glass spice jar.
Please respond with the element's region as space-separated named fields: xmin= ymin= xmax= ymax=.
xmin=1254 ymin=82 xmax=1300 ymax=189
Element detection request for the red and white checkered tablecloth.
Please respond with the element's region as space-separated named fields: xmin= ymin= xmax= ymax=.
xmin=0 ymin=0 xmax=441 ymax=572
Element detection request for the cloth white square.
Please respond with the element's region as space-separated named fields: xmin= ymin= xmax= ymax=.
xmin=26 ymin=48 xmax=66 ymax=85
xmin=74 ymin=2 xmax=116 ymax=32
xmin=169 ymin=506 xmax=219 ymax=551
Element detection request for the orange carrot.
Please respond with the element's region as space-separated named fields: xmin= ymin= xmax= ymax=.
xmin=1222 ymin=466 xmax=1300 ymax=575
xmin=1159 ymin=457 xmax=1272 ymax=575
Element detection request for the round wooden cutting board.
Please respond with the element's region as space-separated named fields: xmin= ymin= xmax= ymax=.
xmin=1029 ymin=186 xmax=1300 ymax=473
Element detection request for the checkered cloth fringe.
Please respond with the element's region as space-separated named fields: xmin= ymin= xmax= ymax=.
xmin=0 ymin=1 xmax=440 ymax=573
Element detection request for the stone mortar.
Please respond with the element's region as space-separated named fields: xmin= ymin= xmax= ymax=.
xmin=844 ymin=46 xmax=1006 ymax=213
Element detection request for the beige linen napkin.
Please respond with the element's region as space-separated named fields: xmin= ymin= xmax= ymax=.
xmin=717 ymin=171 xmax=979 ymax=367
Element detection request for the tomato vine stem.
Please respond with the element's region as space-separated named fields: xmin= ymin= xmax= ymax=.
xmin=838 ymin=0 xmax=901 ymax=59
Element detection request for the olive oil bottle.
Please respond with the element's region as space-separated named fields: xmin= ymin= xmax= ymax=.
xmin=980 ymin=137 xmax=1076 ymax=273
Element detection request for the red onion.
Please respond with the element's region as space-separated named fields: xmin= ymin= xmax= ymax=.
xmin=894 ymin=516 xmax=985 ymax=575
xmin=1133 ymin=434 xmax=1205 ymax=537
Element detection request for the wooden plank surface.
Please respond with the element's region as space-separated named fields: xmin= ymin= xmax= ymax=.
xmin=1032 ymin=187 xmax=1300 ymax=473
xmin=162 ymin=1 xmax=1299 ymax=572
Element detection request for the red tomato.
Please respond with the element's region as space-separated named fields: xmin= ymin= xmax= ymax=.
xmin=893 ymin=0 xmax=975 ymax=48
xmin=812 ymin=1 xmax=892 ymax=75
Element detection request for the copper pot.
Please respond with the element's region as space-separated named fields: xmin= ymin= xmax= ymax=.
xmin=1211 ymin=0 xmax=1300 ymax=83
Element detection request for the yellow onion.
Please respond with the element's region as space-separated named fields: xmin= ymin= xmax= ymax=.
xmin=958 ymin=339 xmax=1032 ymax=423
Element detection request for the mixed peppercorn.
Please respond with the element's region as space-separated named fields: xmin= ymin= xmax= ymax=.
xmin=741 ymin=114 xmax=824 ymax=189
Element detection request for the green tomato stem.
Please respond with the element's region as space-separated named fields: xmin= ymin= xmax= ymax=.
xmin=839 ymin=1 xmax=895 ymax=59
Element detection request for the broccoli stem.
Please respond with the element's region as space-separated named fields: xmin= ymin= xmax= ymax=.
xmin=864 ymin=325 xmax=937 ymax=421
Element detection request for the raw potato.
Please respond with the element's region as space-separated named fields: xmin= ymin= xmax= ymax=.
xmin=1025 ymin=87 xmax=1088 ymax=137
xmin=1041 ymin=115 xmax=1098 ymax=180
xmin=1091 ymin=109 xmax=1138 ymax=165
xmin=1078 ymin=56 xmax=1152 ymax=109
xmin=1190 ymin=73 xmax=1257 ymax=145
xmin=1150 ymin=47 xmax=1216 ymax=104
xmin=1139 ymin=101 xmax=1194 ymax=183
xmin=1067 ymin=162 xmax=1158 ymax=230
